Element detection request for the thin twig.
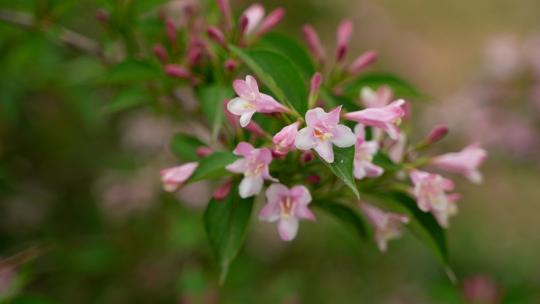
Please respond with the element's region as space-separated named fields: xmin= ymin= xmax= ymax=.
xmin=0 ymin=8 xmax=104 ymax=59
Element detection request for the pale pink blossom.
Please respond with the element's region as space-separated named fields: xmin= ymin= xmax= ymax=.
xmin=431 ymin=143 xmax=487 ymax=184
xmin=410 ymin=170 xmax=459 ymax=227
xmin=344 ymin=99 xmax=406 ymax=140
xmin=242 ymin=4 xmax=265 ymax=35
xmin=160 ymin=162 xmax=198 ymax=192
xmin=388 ymin=133 xmax=407 ymax=163
xmin=353 ymin=124 xmax=383 ymax=180
xmin=273 ymin=122 xmax=300 ymax=156
xmin=295 ymin=106 xmax=356 ymax=163
xmin=360 ymin=202 xmax=409 ymax=252
xmin=360 ymin=86 xmax=393 ymax=108
xmin=259 ymin=183 xmax=315 ymax=241
xmin=227 ymin=75 xmax=288 ymax=127
xmin=226 ymin=142 xmax=277 ymax=198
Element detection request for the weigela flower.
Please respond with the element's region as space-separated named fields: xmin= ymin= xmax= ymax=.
xmin=226 ymin=142 xmax=277 ymax=198
xmin=360 ymin=86 xmax=393 ymax=108
xmin=227 ymin=75 xmax=288 ymax=127
xmin=410 ymin=170 xmax=459 ymax=227
xmin=431 ymin=143 xmax=487 ymax=184
xmin=259 ymin=183 xmax=315 ymax=241
xmin=272 ymin=122 xmax=300 ymax=156
xmin=295 ymin=106 xmax=356 ymax=163
xmin=353 ymin=124 xmax=383 ymax=180
xmin=160 ymin=162 xmax=198 ymax=192
xmin=344 ymin=99 xmax=406 ymax=140
xmin=241 ymin=4 xmax=265 ymax=36
xmin=360 ymin=202 xmax=409 ymax=252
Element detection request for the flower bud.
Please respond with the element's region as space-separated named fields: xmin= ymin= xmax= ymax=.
xmin=95 ymin=8 xmax=109 ymax=23
xmin=164 ymin=64 xmax=190 ymax=79
xmin=348 ymin=51 xmax=377 ymax=75
xmin=302 ymin=25 xmax=325 ymax=64
xmin=336 ymin=20 xmax=353 ymax=62
xmin=213 ymin=179 xmax=233 ymax=200
xmin=426 ymin=125 xmax=449 ymax=145
xmin=256 ymin=8 xmax=285 ymax=37
xmin=308 ymin=72 xmax=322 ymax=107
xmin=207 ymin=26 xmax=227 ymax=49
xmin=153 ymin=44 xmax=168 ymax=63
xmin=224 ymin=59 xmax=239 ymax=72
xmin=307 ymin=174 xmax=321 ymax=184
xmin=196 ymin=146 xmax=213 ymax=157
xmin=165 ymin=19 xmax=177 ymax=46
xmin=300 ymin=151 xmax=314 ymax=164
xmin=216 ymin=0 xmax=232 ymax=30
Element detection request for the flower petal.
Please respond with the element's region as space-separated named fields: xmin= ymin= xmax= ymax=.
xmin=258 ymin=200 xmax=281 ymax=222
xmin=305 ymin=107 xmax=327 ymax=127
xmin=233 ymin=142 xmax=254 ymax=156
xmin=290 ymin=185 xmax=311 ymax=205
xmin=314 ymin=140 xmax=334 ymax=163
xmin=238 ymin=175 xmax=263 ymax=198
xmin=332 ymin=124 xmax=356 ymax=147
xmin=295 ymin=204 xmax=316 ymax=221
xmin=227 ymin=97 xmax=254 ymax=115
xmin=239 ymin=111 xmax=255 ymax=127
xmin=265 ymin=183 xmax=289 ymax=205
xmin=225 ymin=159 xmax=247 ymax=173
xmin=295 ymin=127 xmax=316 ymax=150
xmin=278 ymin=217 xmax=299 ymax=241
xmin=256 ymin=93 xmax=287 ymax=113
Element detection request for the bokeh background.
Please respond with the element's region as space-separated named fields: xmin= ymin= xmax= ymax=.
xmin=1 ymin=0 xmax=540 ymax=303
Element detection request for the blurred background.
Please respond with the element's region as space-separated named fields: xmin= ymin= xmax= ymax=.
xmin=1 ymin=0 xmax=540 ymax=303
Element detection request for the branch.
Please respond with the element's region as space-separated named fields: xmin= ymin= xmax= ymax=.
xmin=0 ymin=8 xmax=104 ymax=59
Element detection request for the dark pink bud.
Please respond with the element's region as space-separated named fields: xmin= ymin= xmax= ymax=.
xmin=256 ymin=8 xmax=285 ymax=37
xmin=95 ymin=8 xmax=109 ymax=23
xmin=307 ymin=175 xmax=321 ymax=184
xmin=239 ymin=15 xmax=249 ymax=36
xmin=216 ymin=0 xmax=232 ymax=29
xmin=164 ymin=64 xmax=190 ymax=79
xmin=196 ymin=146 xmax=213 ymax=157
xmin=207 ymin=26 xmax=227 ymax=49
xmin=348 ymin=51 xmax=377 ymax=75
xmin=302 ymin=25 xmax=325 ymax=64
xmin=165 ymin=19 xmax=176 ymax=45
xmin=301 ymin=151 xmax=314 ymax=164
xmin=462 ymin=275 xmax=500 ymax=304
xmin=153 ymin=44 xmax=168 ymax=63
xmin=336 ymin=20 xmax=353 ymax=62
xmin=426 ymin=125 xmax=449 ymax=144
xmin=213 ymin=179 xmax=233 ymax=200
xmin=310 ymin=72 xmax=322 ymax=96
xmin=224 ymin=59 xmax=239 ymax=72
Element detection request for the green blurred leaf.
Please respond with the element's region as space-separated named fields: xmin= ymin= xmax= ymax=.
xmin=101 ymin=59 xmax=162 ymax=84
xmin=101 ymin=87 xmax=150 ymax=114
xmin=203 ymin=189 xmax=254 ymax=283
xmin=256 ymin=32 xmax=315 ymax=78
xmin=170 ymin=133 xmax=205 ymax=162
xmin=373 ymin=152 xmax=402 ymax=172
xmin=313 ymin=200 xmax=368 ymax=240
xmin=321 ymin=146 xmax=360 ymax=199
xmin=230 ymin=46 xmax=308 ymax=114
xmin=188 ymin=152 xmax=238 ymax=183
xmin=196 ymin=84 xmax=234 ymax=138
xmin=343 ymin=72 xmax=425 ymax=100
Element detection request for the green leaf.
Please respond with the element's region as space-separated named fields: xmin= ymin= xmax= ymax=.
xmin=319 ymin=88 xmax=359 ymax=112
xmin=321 ymin=146 xmax=360 ymax=199
xmin=313 ymin=200 xmax=368 ymax=240
xmin=170 ymin=133 xmax=205 ymax=162
xmin=343 ymin=72 xmax=425 ymax=100
xmin=204 ymin=189 xmax=254 ymax=283
xmin=188 ymin=152 xmax=238 ymax=183
xmin=255 ymin=32 xmax=315 ymax=78
xmin=196 ymin=84 xmax=234 ymax=138
xmin=230 ymin=46 xmax=308 ymax=114
xmin=373 ymin=152 xmax=402 ymax=172
xmin=101 ymin=59 xmax=162 ymax=84
xmin=101 ymin=87 xmax=150 ymax=114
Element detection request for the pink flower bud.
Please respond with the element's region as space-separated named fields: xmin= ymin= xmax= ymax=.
xmin=336 ymin=20 xmax=353 ymax=62
xmin=272 ymin=122 xmax=299 ymax=156
xmin=300 ymin=151 xmax=314 ymax=164
xmin=256 ymin=7 xmax=285 ymax=37
xmin=241 ymin=4 xmax=265 ymax=36
xmin=165 ymin=19 xmax=177 ymax=46
xmin=462 ymin=275 xmax=500 ymax=304
xmin=164 ymin=64 xmax=190 ymax=79
xmin=207 ymin=26 xmax=227 ymax=49
xmin=239 ymin=15 xmax=249 ymax=37
xmin=426 ymin=125 xmax=449 ymax=145
xmin=309 ymin=72 xmax=322 ymax=97
xmin=224 ymin=59 xmax=239 ymax=72
xmin=161 ymin=162 xmax=199 ymax=192
xmin=196 ymin=146 xmax=213 ymax=157
xmin=307 ymin=175 xmax=321 ymax=184
xmin=348 ymin=51 xmax=377 ymax=75
xmin=95 ymin=8 xmax=109 ymax=23
xmin=153 ymin=44 xmax=168 ymax=63
xmin=431 ymin=143 xmax=487 ymax=184
xmin=302 ymin=25 xmax=325 ymax=64
xmin=186 ymin=39 xmax=205 ymax=66
xmin=216 ymin=0 xmax=232 ymax=29
xmin=213 ymin=179 xmax=233 ymax=200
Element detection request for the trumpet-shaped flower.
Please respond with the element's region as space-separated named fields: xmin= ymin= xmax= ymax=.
xmin=431 ymin=143 xmax=487 ymax=184
xmin=160 ymin=162 xmax=198 ymax=192
xmin=410 ymin=170 xmax=460 ymax=227
xmin=360 ymin=202 xmax=409 ymax=252
xmin=227 ymin=75 xmax=287 ymax=127
xmin=353 ymin=124 xmax=383 ymax=180
xmin=226 ymin=142 xmax=277 ymax=198
xmin=273 ymin=122 xmax=299 ymax=156
xmin=295 ymin=106 xmax=356 ymax=163
xmin=344 ymin=99 xmax=406 ymax=140
xmin=259 ymin=183 xmax=315 ymax=241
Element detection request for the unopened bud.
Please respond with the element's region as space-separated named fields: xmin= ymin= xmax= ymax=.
xmin=302 ymin=25 xmax=325 ymax=64
xmin=426 ymin=125 xmax=449 ymax=144
xmin=153 ymin=44 xmax=168 ymax=63
xmin=301 ymin=151 xmax=314 ymax=164
xmin=336 ymin=20 xmax=353 ymax=62
xmin=348 ymin=51 xmax=377 ymax=75
xmin=308 ymin=72 xmax=322 ymax=107
xmin=165 ymin=19 xmax=177 ymax=45
xmin=196 ymin=146 xmax=213 ymax=157
xmin=95 ymin=8 xmax=109 ymax=23
xmin=217 ymin=0 xmax=233 ymax=30
xmin=224 ymin=59 xmax=239 ymax=72
xmin=165 ymin=64 xmax=190 ymax=79
xmin=256 ymin=8 xmax=285 ymax=37
xmin=307 ymin=175 xmax=321 ymax=184
xmin=207 ymin=26 xmax=227 ymax=49
xmin=213 ymin=179 xmax=233 ymax=200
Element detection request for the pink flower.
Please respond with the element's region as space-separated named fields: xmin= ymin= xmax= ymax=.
xmin=241 ymin=4 xmax=265 ymax=36
xmin=226 ymin=142 xmax=277 ymax=198
xmin=431 ymin=143 xmax=487 ymax=184
xmin=259 ymin=183 xmax=315 ymax=241
xmin=160 ymin=162 xmax=198 ymax=192
xmin=360 ymin=203 xmax=409 ymax=252
xmin=348 ymin=51 xmax=377 ymax=75
xmin=295 ymin=106 xmax=356 ymax=163
xmin=336 ymin=20 xmax=353 ymax=62
xmin=353 ymin=124 xmax=383 ymax=180
xmin=344 ymin=99 xmax=406 ymax=140
xmin=410 ymin=170 xmax=459 ymax=228
xmin=360 ymin=86 xmax=393 ymax=108
xmin=273 ymin=122 xmax=300 ymax=156
xmin=227 ymin=75 xmax=288 ymax=127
